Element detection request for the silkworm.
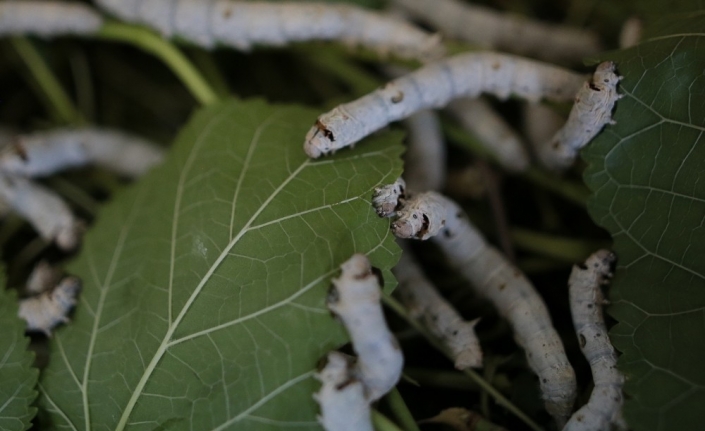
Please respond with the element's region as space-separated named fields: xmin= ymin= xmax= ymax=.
xmin=0 ymin=174 xmax=83 ymax=250
xmin=379 ymin=190 xmax=577 ymax=427
xmin=327 ymin=254 xmax=404 ymax=402
xmin=0 ymin=1 xmax=103 ymax=37
xmin=541 ymin=62 xmax=622 ymax=171
xmin=394 ymin=247 xmax=482 ymax=369
xmin=619 ymin=17 xmax=642 ymax=49
xmin=93 ymin=0 xmax=444 ymax=61
xmin=390 ymin=0 xmax=600 ymax=64
xmin=0 ymin=128 xmax=165 ymax=179
xmin=371 ymin=177 xmax=406 ymax=218
xmin=25 ymin=261 xmax=61 ymax=295
xmin=314 ymin=352 xmax=373 ymax=431
xmin=446 ymin=97 xmax=529 ymax=172
xmin=522 ymin=102 xmax=565 ymax=167
xmin=402 ymin=110 xmax=447 ymax=191
xmin=18 ymin=276 xmax=81 ymax=336
xmin=564 ymin=250 xmax=625 ymax=431
xmin=305 ymin=52 xmax=585 ymax=158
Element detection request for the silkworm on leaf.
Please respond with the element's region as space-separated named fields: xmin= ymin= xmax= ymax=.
xmin=382 ymin=190 xmax=577 ymax=427
xmin=327 ymin=254 xmax=404 ymax=402
xmin=0 ymin=174 xmax=83 ymax=250
xmin=394 ymin=247 xmax=482 ymax=369
xmin=391 ymin=0 xmax=600 ymax=64
xmin=305 ymin=52 xmax=585 ymax=158
xmin=372 ymin=177 xmax=406 ymax=218
xmin=541 ymin=62 xmax=622 ymax=171
xmin=0 ymin=128 xmax=164 ymax=179
xmin=0 ymin=1 xmax=103 ymax=37
xmin=314 ymin=352 xmax=373 ymax=431
xmin=564 ymin=250 xmax=626 ymax=431
xmin=446 ymin=97 xmax=529 ymax=172
xmin=18 ymin=276 xmax=81 ymax=336
xmin=93 ymin=0 xmax=444 ymax=61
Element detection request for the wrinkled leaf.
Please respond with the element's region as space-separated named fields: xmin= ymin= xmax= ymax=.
xmin=39 ymin=99 xmax=403 ymax=430
xmin=583 ymin=12 xmax=705 ymax=431
xmin=0 ymin=274 xmax=38 ymax=431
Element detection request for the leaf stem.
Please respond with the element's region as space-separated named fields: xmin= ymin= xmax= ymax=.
xmin=10 ymin=37 xmax=83 ymax=124
xmin=96 ymin=22 xmax=219 ymax=106
xmin=373 ymin=410 xmax=405 ymax=431
xmin=382 ymin=294 xmax=545 ymax=431
xmin=386 ymin=388 xmax=421 ymax=431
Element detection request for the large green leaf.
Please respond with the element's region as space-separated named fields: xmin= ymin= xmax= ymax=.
xmin=38 ymin=99 xmax=403 ymax=430
xmin=0 ymin=274 xmax=38 ymax=430
xmin=583 ymin=12 xmax=705 ymax=431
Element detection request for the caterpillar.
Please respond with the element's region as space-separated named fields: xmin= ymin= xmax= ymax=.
xmin=314 ymin=352 xmax=373 ymax=431
xmin=304 ymin=52 xmax=585 ymax=158
xmin=25 ymin=261 xmax=61 ymax=295
xmin=619 ymin=17 xmax=642 ymax=49
xmin=390 ymin=0 xmax=600 ymax=64
xmin=402 ymin=110 xmax=446 ymax=191
xmin=18 ymin=276 xmax=81 ymax=336
xmin=327 ymin=254 xmax=404 ymax=402
xmin=0 ymin=128 xmax=165 ymax=179
xmin=93 ymin=0 xmax=444 ymax=62
xmin=375 ymin=188 xmax=577 ymax=427
xmin=372 ymin=177 xmax=406 ymax=218
xmin=394 ymin=247 xmax=482 ymax=369
xmin=0 ymin=1 xmax=103 ymax=37
xmin=446 ymin=97 xmax=529 ymax=172
xmin=564 ymin=250 xmax=626 ymax=431
xmin=540 ymin=62 xmax=622 ymax=171
xmin=0 ymin=174 xmax=83 ymax=250
xmin=522 ymin=102 xmax=565 ymax=167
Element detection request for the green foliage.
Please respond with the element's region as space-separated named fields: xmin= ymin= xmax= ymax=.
xmin=0 ymin=274 xmax=39 ymax=431
xmin=38 ymin=99 xmax=404 ymax=430
xmin=583 ymin=11 xmax=705 ymax=431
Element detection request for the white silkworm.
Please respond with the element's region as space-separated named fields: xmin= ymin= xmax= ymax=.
xmin=446 ymin=97 xmax=529 ymax=172
xmin=314 ymin=352 xmax=373 ymax=431
xmin=377 ymin=190 xmax=576 ymax=427
xmin=0 ymin=174 xmax=83 ymax=250
xmin=541 ymin=62 xmax=622 ymax=171
xmin=390 ymin=0 xmax=600 ymax=64
xmin=304 ymin=52 xmax=585 ymax=158
xmin=25 ymin=261 xmax=61 ymax=295
xmin=619 ymin=17 xmax=642 ymax=49
xmin=522 ymin=102 xmax=565 ymax=167
xmin=18 ymin=276 xmax=81 ymax=336
xmin=327 ymin=254 xmax=403 ymax=402
xmin=564 ymin=250 xmax=625 ymax=431
xmin=372 ymin=177 xmax=406 ymax=218
xmin=394 ymin=247 xmax=482 ymax=369
xmin=0 ymin=1 xmax=103 ymax=37
xmin=93 ymin=0 xmax=443 ymax=61
xmin=0 ymin=128 xmax=165 ymax=179
xmin=402 ymin=110 xmax=446 ymax=191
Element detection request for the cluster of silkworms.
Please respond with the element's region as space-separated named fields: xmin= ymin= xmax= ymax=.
xmin=0 ymin=1 xmax=628 ymax=429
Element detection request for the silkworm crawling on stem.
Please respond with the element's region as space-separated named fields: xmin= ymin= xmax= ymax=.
xmin=0 ymin=128 xmax=165 ymax=179
xmin=394 ymin=247 xmax=482 ymax=369
xmin=0 ymin=1 xmax=103 ymax=37
xmin=0 ymin=174 xmax=83 ymax=250
xmin=327 ymin=254 xmax=404 ymax=402
xmin=372 ymin=177 xmax=406 ymax=218
xmin=94 ymin=0 xmax=443 ymax=61
xmin=564 ymin=250 xmax=625 ymax=431
xmin=541 ymin=62 xmax=622 ymax=171
xmin=446 ymin=97 xmax=529 ymax=172
xmin=377 ymin=190 xmax=577 ymax=426
xmin=391 ymin=0 xmax=600 ymax=64
xmin=314 ymin=352 xmax=373 ymax=431
xmin=304 ymin=52 xmax=585 ymax=158
xmin=18 ymin=276 xmax=81 ymax=336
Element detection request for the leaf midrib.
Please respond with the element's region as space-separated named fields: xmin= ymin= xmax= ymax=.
xmin=114 ymin=111 xmax=312 ymax=431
